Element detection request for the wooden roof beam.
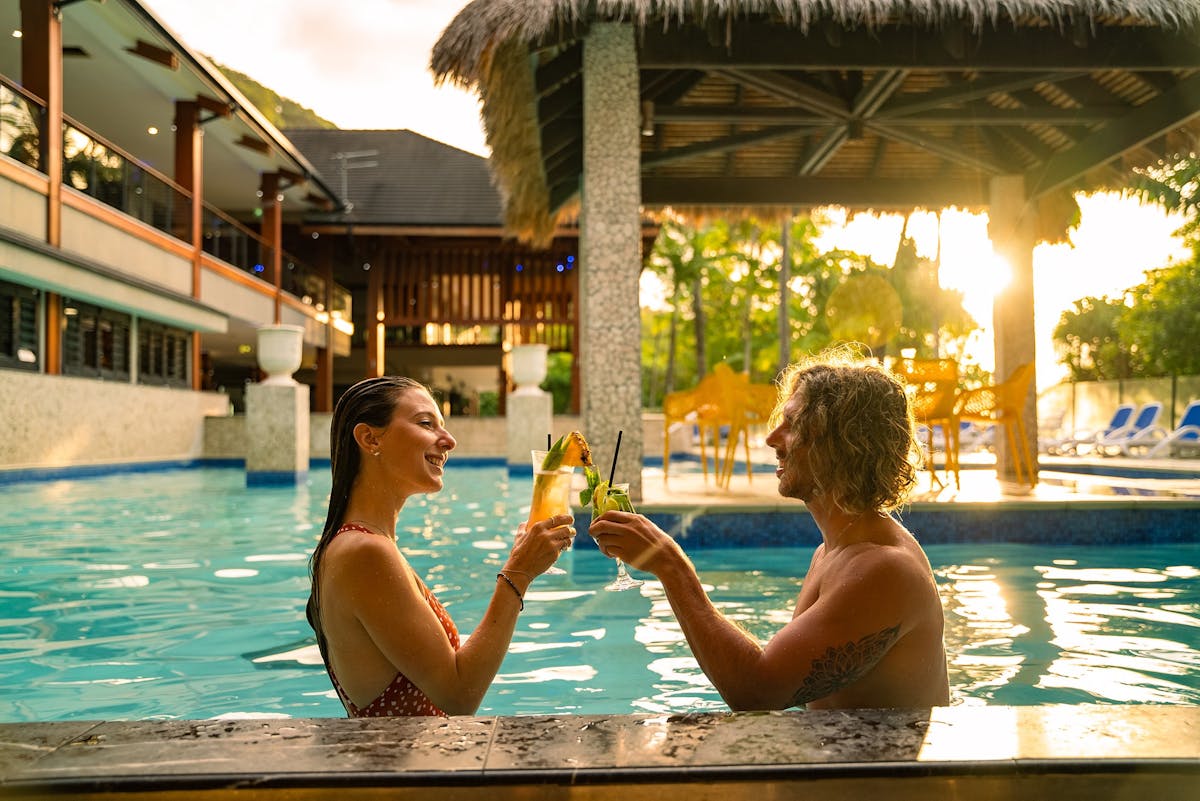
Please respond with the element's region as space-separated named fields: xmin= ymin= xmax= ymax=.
xmin=715 ymin=69 xmax=850 ymax=119
xmin=868 ymin=123 xmax=1011 ymax=174
xmin=536 ymin=43 xmax=582 ymax=97
xmin=641 ymin=176 xmax=989 ymax=208
xmin=876 ymin=72 xmax=1083 ymax=118
xmin=1027 ymin=72 xmax=1200 ymax=195
xmin=641 ymin=125 xmax=819 ymax=169
xmin=640 ymin=24 xmax=1200 ymax=71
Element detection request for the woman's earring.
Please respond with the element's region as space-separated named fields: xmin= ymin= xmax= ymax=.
xmin=373 ymin=451 xmax=381 ymax=457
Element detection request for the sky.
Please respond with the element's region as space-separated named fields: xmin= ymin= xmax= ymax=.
xmin=143 ymin=0 xmax=1191 ymax=390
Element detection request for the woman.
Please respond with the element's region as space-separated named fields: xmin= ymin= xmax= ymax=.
xmin=307 ymin=376 xmax=574 ymax=717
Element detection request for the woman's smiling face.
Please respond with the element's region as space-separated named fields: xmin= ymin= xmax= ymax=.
xmin=375 ymin=387 xmax=456 ymax=496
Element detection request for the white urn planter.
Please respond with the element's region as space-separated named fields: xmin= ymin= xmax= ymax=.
xmin=510 ymin=343 xmax=549 ymax=395
xmin=256 ymin=324 xmax=305 ymax=385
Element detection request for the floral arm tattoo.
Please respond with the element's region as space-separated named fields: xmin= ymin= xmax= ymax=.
xmin=789 ymin=624 xmax=901 ymax=707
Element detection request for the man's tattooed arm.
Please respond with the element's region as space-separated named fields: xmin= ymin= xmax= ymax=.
xmin=789 ymin=624 xmax=901 ymax=707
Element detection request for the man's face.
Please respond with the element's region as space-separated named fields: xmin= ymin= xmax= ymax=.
xmin=764 ymin=390 xmax=814 ymax=502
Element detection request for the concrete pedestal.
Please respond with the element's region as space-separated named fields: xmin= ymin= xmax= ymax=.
xmin=245 ymin=382 xmax=310 ymax=486
xmin=507 ymin=391 xmax=552 ymax=471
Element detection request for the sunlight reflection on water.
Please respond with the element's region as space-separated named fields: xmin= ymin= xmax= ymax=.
xmin=0 ymin=466 xmax=1196 ymax=721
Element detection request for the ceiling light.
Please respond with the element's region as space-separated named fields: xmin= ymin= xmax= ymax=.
xmin=12 ymin=30 xmax=22 ymax=39
xmin=147 ymin=126 xmax=158 ymax=135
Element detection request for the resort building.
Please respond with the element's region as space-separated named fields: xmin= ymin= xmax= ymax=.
xmin=0 ymin=0 xmax=627 ymax=475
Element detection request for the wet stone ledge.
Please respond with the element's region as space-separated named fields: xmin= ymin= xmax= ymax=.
xmin=1 ymin=706 xmax=1197 ymax=800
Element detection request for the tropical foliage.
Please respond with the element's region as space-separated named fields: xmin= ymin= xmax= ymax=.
xmin=215 ymin=63 xmax=336 ymax=130
xmin=1054 ymin=155 xmax=1200 ymax=379
xmin=640 ymin=212 xmax=980 ymax=408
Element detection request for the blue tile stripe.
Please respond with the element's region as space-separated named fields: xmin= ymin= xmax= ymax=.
xmin=574 ymin=504 xmax=1200 ymax=547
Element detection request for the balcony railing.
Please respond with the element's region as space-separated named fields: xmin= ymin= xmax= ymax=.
xmin=281 ymin=249 xmax=327 ymax=308
xmin=200 ymin=203 xmax=273 ymax=280
xmin=1 ymin=72 xmax=352 ymax=326
xmin=0 ymin=76 xmax=43 ymax=172
xmin=63 ymin=120 xmax=191 ymax=239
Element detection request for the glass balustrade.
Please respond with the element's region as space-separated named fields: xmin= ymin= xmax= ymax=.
xmin=0 ymin=77 xmax=43 ymax=172
xmin=1 ymin=74 xmax=350 ymax=326
xmin=62 ymin=121 xmax=190 ymax=238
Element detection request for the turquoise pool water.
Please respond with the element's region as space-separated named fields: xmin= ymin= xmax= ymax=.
xmin=0 ymin=465 xmax=1197 ymax=721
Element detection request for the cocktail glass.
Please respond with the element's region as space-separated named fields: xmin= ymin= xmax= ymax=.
xmin=599 ymin=483 xmax=644 ymax=591
xmin=529 ymin=449 xmax=576 ymax=575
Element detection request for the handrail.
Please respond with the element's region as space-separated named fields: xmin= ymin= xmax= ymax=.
xmin=63 ymin=116 xmax=191 ymax=200
xmin=0 ymin=73 xmax=45 ymax=108
xmin=200 ymin=201 xmax=269 ymax=247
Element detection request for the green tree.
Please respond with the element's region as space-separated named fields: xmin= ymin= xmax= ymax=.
xmin=1120 ymin=260 xmax=1200 ymax=376
xmin=1053 ymin=295 xmax=1132 ymax=380
xmin=643 ymin=219 xmax=736 ymax=397
xmin=216 ymin=63 xmax=337 ymax=130
xmin=1131 ymin=155 xmax=1200 ymax=245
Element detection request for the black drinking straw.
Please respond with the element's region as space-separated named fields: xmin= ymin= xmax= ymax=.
xmin=608 ymin=430 xmax=623 ymax=485
xmin=547 ymin=433 xmax=552 ymax=449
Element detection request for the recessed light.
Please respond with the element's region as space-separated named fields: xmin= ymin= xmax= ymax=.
xmin=12 ymin=30 xmax=22 ymax=39
xmin=147 ymin=126 xmax=158 ymax=135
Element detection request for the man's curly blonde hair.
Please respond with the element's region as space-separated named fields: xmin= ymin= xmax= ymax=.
xmin=773 ymin=345 xmax=922 ymax=514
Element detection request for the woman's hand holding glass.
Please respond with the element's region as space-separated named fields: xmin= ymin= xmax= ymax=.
xmin=505 ymin=514 xmax=576 ymax=583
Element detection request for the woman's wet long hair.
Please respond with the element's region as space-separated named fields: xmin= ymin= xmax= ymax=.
xmin=306 ymin=376 xmax=428 ymax=664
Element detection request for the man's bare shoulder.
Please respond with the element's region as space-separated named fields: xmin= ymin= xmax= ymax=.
xmin=823 ymin=532 xmax=936 ymax=596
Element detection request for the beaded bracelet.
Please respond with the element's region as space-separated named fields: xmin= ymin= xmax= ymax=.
xmin=496 ymin=572 xmax=524 ymax=611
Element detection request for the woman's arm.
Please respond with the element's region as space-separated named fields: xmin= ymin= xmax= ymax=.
xmin=333 ymin=513 xmax=573 ymax=714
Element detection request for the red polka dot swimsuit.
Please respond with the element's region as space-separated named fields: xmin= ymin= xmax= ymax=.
xmin=325 ymin=523 xmax=460 ymax=717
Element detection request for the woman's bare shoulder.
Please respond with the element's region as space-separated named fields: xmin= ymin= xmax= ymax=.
xmin=324 ymin=529 xmax=409 ymax=577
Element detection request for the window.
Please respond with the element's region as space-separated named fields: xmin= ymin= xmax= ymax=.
xmin=138 ymin=319 xmax=191 ymax=387
xmin=0 ymin=280 xmax=39 ymax=371
xmin=61 ymin=298 xmax=130 ymax=380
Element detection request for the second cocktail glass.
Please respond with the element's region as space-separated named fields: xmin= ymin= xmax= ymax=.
xmin=528 ymin=449 xmax=576 ymax=575
xmin=596 ymin=483 xmax=644 ymax=591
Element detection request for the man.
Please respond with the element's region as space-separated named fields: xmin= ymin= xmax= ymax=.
xmin=589 ymin=353 xmax=950 ymax=710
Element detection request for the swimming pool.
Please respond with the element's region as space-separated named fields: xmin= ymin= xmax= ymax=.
xmin=0 ymin=465 xmax=1196 ymax=722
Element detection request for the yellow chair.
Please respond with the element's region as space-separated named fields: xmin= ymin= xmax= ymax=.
xmin=954 ymin=362 xmax=1037 ymax=487
xmin=662 ymin=379 xmax=726 ymax=484
xmin=895 ymin=357 xmax=960 ymax=489
xmin=663 ymin=365 xmax=779 ymax=489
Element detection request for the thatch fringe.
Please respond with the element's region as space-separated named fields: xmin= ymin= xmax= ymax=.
xmin=431 ymin=0 xmax=1200 ymax=244
xmin=478 ymin=38 xmax=557 ymax=245
xmin=432 ymin=0 xmax=1200 ymax=86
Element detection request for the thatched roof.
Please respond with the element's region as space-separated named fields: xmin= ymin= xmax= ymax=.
xmin=433 ymin=0 xmax=1200 ymax=245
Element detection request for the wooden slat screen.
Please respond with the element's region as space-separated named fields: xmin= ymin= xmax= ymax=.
xmin=380 ymin=245 xmax=577 ymax=351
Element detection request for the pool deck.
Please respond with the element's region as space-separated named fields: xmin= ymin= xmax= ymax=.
xmin=2 ymin=454 xmax=1197 ymax=798
xmin=639 ymin=452 xmax=1200 ymax=510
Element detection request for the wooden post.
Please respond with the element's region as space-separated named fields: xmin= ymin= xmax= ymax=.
xmin=315 ymin=249 xmax=335 ymax=411
xmin=260 ymin=173 xmax=284 ymax=323
xmin=174 ymin=100 xmax=205 ymax=389
xmin=21 ymin=0 xmax=63 ymax=375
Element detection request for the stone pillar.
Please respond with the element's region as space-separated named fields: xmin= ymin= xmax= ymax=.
xmin=246 ymin=325 xmax=309 ymax=486
xmin=507 ymin=344 xmax=553 ymax=470
xmin=988 ymin=175 xmax=1039 ymax=485
xmin=580 ymin=23 xmax=643 ymax=499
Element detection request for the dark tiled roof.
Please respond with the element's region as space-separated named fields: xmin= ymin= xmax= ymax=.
xmin=285 ymin=129 xmax=503 ymax=226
